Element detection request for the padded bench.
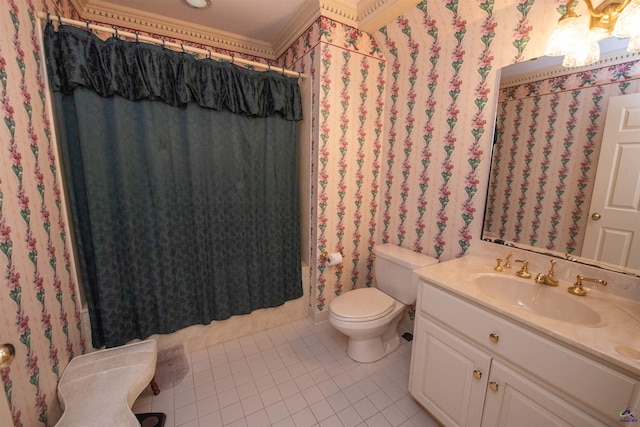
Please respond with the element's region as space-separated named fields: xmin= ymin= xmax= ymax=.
xmin=56 ymin=340 xmax=158 ymax=426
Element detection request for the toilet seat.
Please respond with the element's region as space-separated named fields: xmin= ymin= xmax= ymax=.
xmin=330 ymin=288 xmax=396 ymax=322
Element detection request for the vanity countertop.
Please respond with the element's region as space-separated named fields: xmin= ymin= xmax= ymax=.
xmin=414 ymin=254 xmax=640 ymax=379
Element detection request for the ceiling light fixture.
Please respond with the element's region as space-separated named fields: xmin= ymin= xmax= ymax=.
xmin=546 ymin=0 xmax=640 ymax=67
xmin=183 ymin=0 xmax=211 ymax=8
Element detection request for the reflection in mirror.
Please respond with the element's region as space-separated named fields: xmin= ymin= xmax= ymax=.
xmin=483 ymin=42 xmax=640 ymax=276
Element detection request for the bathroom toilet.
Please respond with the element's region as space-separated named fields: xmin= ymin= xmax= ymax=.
xmin=329 ymin=244 xmax=438 ymax=363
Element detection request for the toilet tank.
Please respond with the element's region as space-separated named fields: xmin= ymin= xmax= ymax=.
xmin=374 ymin=244 xmax=438 ymax=305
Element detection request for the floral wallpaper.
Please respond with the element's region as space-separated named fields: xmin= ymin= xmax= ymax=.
xmin=277 ymin=0 xmax=565 ymax=321
xmin=486 ymin=60 xmax=640 ymax=254
xmin=0 ymin=0 xmax=606 ymax=424
xmin=279 ymin=17 xmax=387 ymax=317
xmin=1 ymin=0 xmax=84 ymax=426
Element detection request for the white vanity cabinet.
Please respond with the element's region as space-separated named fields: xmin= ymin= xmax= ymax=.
xmin=410 ymin=280 xmax=640 ymax=427
xmin=411 ymin=315 xmax=490 ymax=426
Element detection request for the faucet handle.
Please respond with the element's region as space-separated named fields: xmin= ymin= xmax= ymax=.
xmin=535 ymin=259 xmax=559 ymax=286
xmin=545 ymin=260 xmax=559 ymax=285
xmin=494 ymin=258 xmax=504 ymax=272
xmin=504 ymin=252 xmax=512 ymax=269
xmin=515 ymin=259 xmax=531 ymax=279
xmin=567 ymin=275 xmax=607 ymax=296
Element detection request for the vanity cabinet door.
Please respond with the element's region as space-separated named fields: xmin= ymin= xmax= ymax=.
xmin=411 ymin=316 xmax=491 ymax=427
xmin=481 ymin=360 xmax=605 ymax=427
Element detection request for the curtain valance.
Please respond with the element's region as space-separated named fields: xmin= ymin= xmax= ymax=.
xmin=43 ymin=22 xmax=302 ymax=121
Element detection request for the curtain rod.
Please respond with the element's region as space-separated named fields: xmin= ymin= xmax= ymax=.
xmin=37 ymin=12 xmax=308 ymax=79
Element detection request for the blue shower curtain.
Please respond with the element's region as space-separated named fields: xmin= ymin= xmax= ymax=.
xmin=44 ymin=22 xmax=303 ymax=348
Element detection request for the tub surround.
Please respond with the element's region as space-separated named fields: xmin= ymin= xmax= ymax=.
xmin=80 ymin=265 xmax=310 ymax=354
xmin=154 ymin=264 xmax=310 ymax=354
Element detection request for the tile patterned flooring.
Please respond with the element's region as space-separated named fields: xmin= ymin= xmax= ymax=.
xmin=132 ymin=318 xmax=439 ymax=426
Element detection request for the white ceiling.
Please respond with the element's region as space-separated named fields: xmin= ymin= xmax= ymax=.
xmin=76 ymin=0 xmax=417 ymax=58
xmin=99 ymin=0 xmax=316 ymax=43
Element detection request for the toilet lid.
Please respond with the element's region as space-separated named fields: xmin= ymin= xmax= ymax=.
xmin=330 ymin=288 xmax=395 ymax=322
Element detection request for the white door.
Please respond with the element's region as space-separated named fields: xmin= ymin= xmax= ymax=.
xmin=582 ymin=93 xmax=640 ymax=270
xmin=0 ymin=382 xmax=10 ymax=427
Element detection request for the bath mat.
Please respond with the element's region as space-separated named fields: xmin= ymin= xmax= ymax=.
xmin=135 ymin=412 xmax=166 ymax=427
xmin=154 ymin=344 xmax=190 ymax=390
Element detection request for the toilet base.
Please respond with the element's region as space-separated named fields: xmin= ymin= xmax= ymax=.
xmin=343 ymin=311 xmax=403 ymax=363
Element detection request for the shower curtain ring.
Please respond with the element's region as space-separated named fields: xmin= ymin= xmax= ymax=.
xmin=113 ymin=28 xmax=118 ymax=38
xmin=86 ymin=21 xmax=90 ymax=32
xmin=181 ymin=43 xmax=185 ymax=53
xmin=207 ymin=50 xmax=211 ymax=59
xmin=230 ymin=53 xmax=235 ymax=64
xmin=57 ymin=15 xmax=62 ymax=26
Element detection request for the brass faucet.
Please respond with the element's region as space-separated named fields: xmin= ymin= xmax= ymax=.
xmin=567 ymin=275 xmax=608 ymax=296
xmin=515 ymin=260 xmax=531 ymax=279
xmin=535 ymin=259 xmax=559 ymax=286
xmin=493 ymin=252 xmax=513 ymax=272
xmin=504 ymin=252 xmax=512 ymax=269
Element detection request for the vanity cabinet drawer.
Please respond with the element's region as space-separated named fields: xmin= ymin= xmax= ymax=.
xmin=418 ymin=281 xmax=640 ymax=422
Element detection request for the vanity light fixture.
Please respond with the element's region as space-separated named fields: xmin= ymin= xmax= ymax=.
xmin=546 ymin=0 xmax=640 ymax=67
xmin=183 ymin=0 xmax=212 ymax=8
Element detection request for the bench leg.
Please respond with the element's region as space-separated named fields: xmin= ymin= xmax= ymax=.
xmin=150 ymin=377 xmax=160 ymax=395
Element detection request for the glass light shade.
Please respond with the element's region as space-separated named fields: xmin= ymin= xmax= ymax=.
xmin=613 ymin=0 xmax=640 ymax=38
xmin=545 ymin=16 xmax=584 ymax=56
xmin=588 ymin=28 xmax=613 ymax=42
xmin=185 ymin=0 xmax=211 ymax=8
xmin=562 ymin=40 xmax=600 ymax=67
xmin=628 ymin=35 xmax=640 ymax=51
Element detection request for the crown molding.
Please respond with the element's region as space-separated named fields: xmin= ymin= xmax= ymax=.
xmin=71 ymin=0 xmax=410 ymax=60
xmin=500 ymin=49 xmax=640 ymax=88
xmin=357 ymin=0 xmax=416 ymax=34
xmin=319 ymin=0 xmax=358 ymax=25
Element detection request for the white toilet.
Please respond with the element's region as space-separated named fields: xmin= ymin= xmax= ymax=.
xmin=329 ymin=244 xmax=438 ymax=363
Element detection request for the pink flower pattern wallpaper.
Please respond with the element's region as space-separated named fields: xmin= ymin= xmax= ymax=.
xmin=276 ymin=0 xmax=563 ymax=320
xmin=1 ymin=1 xmax=83 ymax=425
xmin=2 ymin=0 xmax=629 ymax=423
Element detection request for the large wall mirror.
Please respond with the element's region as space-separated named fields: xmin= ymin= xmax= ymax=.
xmin=483 ymin=40 xmax=640 ymax=277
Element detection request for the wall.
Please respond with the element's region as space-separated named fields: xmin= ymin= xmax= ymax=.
xmin=280 ymin=0 xmax=564 ymax=323
xmin=279 ymin=17 xmax=388 ymax=322
xmin=486 ymin=59 xmax=640 ymax=254
xmin=367 ymin=0 xmax=557 ymax=325
xmin=371 ymin=0 xmax=558 ymax=262
xmin=0 ymin=0 xmax=614 ymax=424
xmin=0 ymin=1 xmax=84 ymax=425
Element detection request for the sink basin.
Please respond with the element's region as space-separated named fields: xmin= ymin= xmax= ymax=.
xmin=473 ymin=274 xmax=603 ymax=326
